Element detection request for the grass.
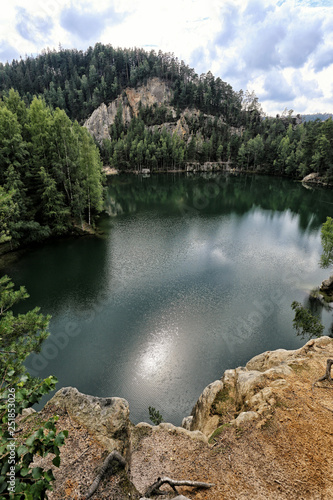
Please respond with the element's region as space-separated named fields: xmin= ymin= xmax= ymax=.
xmin=208 ymin=423 xmax=232 ymax=444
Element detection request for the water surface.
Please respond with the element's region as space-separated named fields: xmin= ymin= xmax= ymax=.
xmin=2 ymin=173 xmax=333 ymax=425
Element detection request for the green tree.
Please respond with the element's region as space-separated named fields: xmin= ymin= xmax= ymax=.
xmin=0 ymin=187 xmax=16 ymax=244
xmin=291 ymin=301 xmax=324 ymax=339
xmin=0 ymin=276 xmax=67 ymax=498
xmin=76 ymin=125 xmax=104 ymax=225
xmin=320 ymin=216 xmax=333 ymax=269
xmin=148 ymin=406 xmax=163 ymax=425
xmin=38 ymin=167 xmax=70 ymax=234
xmin=0 ymin=106 xmax=27 ymax=184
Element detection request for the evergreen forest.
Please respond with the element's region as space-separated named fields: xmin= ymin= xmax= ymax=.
xmin=0 ymin=43 xmax=333 ymax=249
xmin=0 ymin=90 xmax=104 ymax=249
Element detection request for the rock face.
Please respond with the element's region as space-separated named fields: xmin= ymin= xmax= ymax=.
xmin=184 ymin=336 xmax=332 ymax=438
xmin=84 ymin=77 xmax=227 ymax=147
xmin=189 ymin=380 xmax=224 ymax=437
xmin=84 ymin=78 xmax=174 ymax=143
xmin=320 ymin=275 xmax=333 ymax=297
xmin=46 ymin=387 xmax=131 ymax=460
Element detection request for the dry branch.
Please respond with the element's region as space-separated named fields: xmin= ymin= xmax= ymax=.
xmin=312 ymin=358 xmax=333 ymax=413
xmin=83 ymin=450 xmax=126 ymax=499
xmin=313 ymin=359 xmax=333 ymax=388
xmin=145 ymin=476 xmax=214 ymax=497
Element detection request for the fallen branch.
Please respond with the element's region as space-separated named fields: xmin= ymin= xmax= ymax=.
xmin=83 ymin=450 xmax=126 ymax=499
xmin=312 ymin=358 xmax=333 ymax=413
xmin=145 ymin=476 xmax=214 ymax=497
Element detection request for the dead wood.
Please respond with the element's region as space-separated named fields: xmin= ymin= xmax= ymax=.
xmin=313 ymin=359 xmax=333 ymax=388
xmin=144 ymin=476 xmax=214 ymax=497
xmin=83 ymin=450 xmax=126 ymax=499
xmin=312 ymin=358 xmax=333 ymax=413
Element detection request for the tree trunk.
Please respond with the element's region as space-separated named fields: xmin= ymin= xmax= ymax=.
xmin=319 ymin=359 xmax=333 ymax=382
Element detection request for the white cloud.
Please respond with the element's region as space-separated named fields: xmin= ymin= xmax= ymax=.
xmin=0 ymin=0 xmax=332 ymax=115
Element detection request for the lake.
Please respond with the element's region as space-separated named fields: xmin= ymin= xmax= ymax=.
xmin=2 ymin=172 xmax=333 ymax=425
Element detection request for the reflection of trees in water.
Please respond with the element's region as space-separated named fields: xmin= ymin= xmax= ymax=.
xmin=104 ymin=174 xmax=333 ymax=234
xmin=305 ymin=290 xmax=333 ymax=339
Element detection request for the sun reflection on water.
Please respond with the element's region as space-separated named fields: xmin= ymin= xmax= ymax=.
xmin=138 ymin=328 xmax=178 ymax=379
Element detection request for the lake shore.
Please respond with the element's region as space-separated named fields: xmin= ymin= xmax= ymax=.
xmin=20 ymin=336 xmax=333 ymax=499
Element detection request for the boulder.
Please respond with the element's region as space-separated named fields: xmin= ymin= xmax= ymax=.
xmin=246 ymin=348 xmax=292 ymax=371
xmin=181 ymin=415 xmax=193 ymax=430
xmin=45 ymin=387 xmax=131 ymax=459
xmin=21 ymin=408 xmax=36 ymax=417
xmin=188 ymin=379 xmax=224 ymax=436
xmin=234 ymin=411 xmax=259 ymax=427
xmin=302 ymin=172 xmax=320 ymax=183
xmin=320 ymin=275 xmax=333 ymax=297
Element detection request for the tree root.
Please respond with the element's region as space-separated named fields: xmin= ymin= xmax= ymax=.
xmin=144 ymin=476 xmax=214 ymax=497
xmin=312 ymin=359 xmax=333 ymax=413
xmin=83 ymin=450 xmax=126 ymax=499
xmin=312 ymin=359 xmax=333 ymax=389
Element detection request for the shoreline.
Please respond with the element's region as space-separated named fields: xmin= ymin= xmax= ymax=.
xmin=20 ymin=336 xmax=333 ymax=499
xmin=1 ymin=169 xmax=331 ymax=266
xmin=103 ymin=165 xmax=333 ymax=187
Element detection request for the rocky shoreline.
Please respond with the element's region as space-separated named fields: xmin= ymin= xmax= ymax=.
xmin=19 ymin=335 xmax=333 ymax=499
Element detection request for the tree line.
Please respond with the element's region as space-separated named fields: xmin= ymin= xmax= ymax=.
xmin=0 ymin=89 xmax=104 ymax=249
xmin=1 ymin=43 xmax=333 ymax=192
xmin=98 ymin=99 xmax=333 ymax=182
xmin=0 ymin=44 xmax=242 ymax=125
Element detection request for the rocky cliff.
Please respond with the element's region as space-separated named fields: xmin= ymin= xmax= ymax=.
xmin=84 ymin=78 xmax=175 ymax=143
xmin=20 ymin=336 xmax=333 ymax=499
xmin=83 ymin=77 xmax=225 ymax=146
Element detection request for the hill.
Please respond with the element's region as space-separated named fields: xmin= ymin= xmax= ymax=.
xmin=0 ymin=43 xmax=333 ymax=250
xmin=0 ymin=44 xmax=242 ymax=125
xmin=301 ymin=113 xmax=333 ymax=122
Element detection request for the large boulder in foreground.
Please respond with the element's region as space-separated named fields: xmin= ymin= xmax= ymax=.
xmin=184 ymin=336 xmax=333 ymax=439
xmin=45 ymin=387 xmax=131 ymax=459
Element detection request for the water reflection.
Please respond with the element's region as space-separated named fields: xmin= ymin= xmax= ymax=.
xmin=104 ymin=173 xmax=333 ymax=234
xmin=2 ymin=173 xmax=333 ymax=425
xmin=138 ymin=328 xmax=177 ymax=379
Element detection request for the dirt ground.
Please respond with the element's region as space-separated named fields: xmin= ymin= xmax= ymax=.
xmin=17 ymin=341 xmax=333 ymax=499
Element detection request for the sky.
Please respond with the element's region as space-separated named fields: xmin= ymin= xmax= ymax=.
xmin=0 ymin=0 xmax=333 ymax=116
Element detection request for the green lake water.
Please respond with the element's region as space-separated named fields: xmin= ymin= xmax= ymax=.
xmin=2 ymin=173 xmax=333 ymax=425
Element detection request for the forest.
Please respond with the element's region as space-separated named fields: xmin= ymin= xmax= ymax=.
xmin=0 ymin=89 xmax=104 ymax=249
xmin=0 ymin=43 xmax=333 ymax=251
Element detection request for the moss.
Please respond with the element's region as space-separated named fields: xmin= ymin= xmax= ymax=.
xmin=208 ymin=423 xmax=232 ymax=444
xmin=211 ymin=387 xmax=235 ymax=416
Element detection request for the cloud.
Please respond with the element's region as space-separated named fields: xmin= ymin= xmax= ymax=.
xmin=243 ymin=22 xmax=286 ymax=71
xmin=213 ymin=4 xmax=240 ymax=48
xmin=193 ymin=0 xmax=333 ymax=114
xmin=0 ymin=41 xmax=19 ymax=63
xmin=311 ymin=45 xmax=333 ymax=71
xmin=189 ymin=47 xmax=207 ymax=75
xmin=262 ymin=71 xmax=296 ymax=102
xmin=278 ymin=20 xmax=323 ymax=68
xmin=16 ymin=7 xmax=54 ymax=43
xmin=243 ymin=0 xmax=275 ymax=23
xmin=292 ymin=71 xmax=323 ymax=97
xmin=60 ymin=2 xmax=127 ymax=41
